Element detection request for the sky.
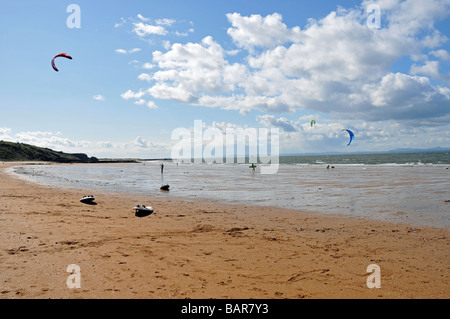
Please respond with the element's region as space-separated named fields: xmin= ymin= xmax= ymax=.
xmin=1 ymin=0 xmax=450 ymax=158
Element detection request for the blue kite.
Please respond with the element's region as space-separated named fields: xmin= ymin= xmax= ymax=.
xmin=342 ymin=129 xmax=354 ymax=146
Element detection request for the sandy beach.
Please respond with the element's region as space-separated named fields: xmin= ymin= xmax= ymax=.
xmin=0 ymin=162 xmax=448 ymax=299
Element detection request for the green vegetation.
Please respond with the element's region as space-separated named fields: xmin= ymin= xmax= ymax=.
xmin=0 ymin=141 xmax=98 ymax=163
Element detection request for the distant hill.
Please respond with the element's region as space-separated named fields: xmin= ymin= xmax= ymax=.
xmin=0 ymin=141 xmax=98 ymax=163
xmin=387 ymin=147 xmax=450 ymax=153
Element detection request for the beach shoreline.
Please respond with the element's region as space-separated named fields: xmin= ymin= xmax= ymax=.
xmin=0 ymin=162 xmax=448 ymax=299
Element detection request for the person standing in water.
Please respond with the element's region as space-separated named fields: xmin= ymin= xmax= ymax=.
xmin=160 ymin=163 xmax=164 ymax=173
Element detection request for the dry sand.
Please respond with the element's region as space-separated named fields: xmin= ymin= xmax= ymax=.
xmin=0 ymin=162 xmax=448 ymax=299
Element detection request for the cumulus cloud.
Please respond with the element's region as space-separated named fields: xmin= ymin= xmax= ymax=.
xmin=256 ymin=115 xmax=298 ymax=132
xmin=145 ymin=100 xmax=158 ymax=109
xmin=410 ymin=60 xmax=442 ymax=78
xmin=137 ymin=73 xmax=152 ymax=81
xmin=148 ymin=36 xmax=248 ymax=106
xmin=121 ymin=14 xmax=195 ymax=43
xmin=133 ymin=98 xmax=157 ymax=109
xmin=430 ymin=49 xmax=450 ymax=61
xmin=133 ymin=22 xmax=167 ymax=37
xmin=121 ymin=89 xmax=146 ymax=100
xmin=121 ymin=88 xmax=158 ymax=110
xmin=134 ymin=136 xmax=148 ymax=148
xmin=130 ymin=1 xmax=450 ymax=125
xmin=362 ymin=73 xmax=450 ymax=122
xmin=142 ymin=62 xmax=155 ymax=69
xmin=226 ymin=12 xmax=302 ymax=49
xmin=0 ymin=127 xmax=12 ymax=140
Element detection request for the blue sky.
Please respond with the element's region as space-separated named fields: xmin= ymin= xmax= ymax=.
xmin=1 ymin=0 xmax=449 ymax=158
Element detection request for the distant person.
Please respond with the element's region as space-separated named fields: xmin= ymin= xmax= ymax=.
xmin=160 ymin=163 xmax=164 ymax=173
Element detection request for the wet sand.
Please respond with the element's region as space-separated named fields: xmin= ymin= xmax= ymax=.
xmin=0 ymin=162 xmax=448 ymax=299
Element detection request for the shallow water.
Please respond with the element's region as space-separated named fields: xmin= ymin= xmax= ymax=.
xmin=11 ymin=160 xmax=450 ymax=229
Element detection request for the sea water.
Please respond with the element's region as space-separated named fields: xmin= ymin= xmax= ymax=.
xmin=10 ymin=152 xmax=450 ymax=229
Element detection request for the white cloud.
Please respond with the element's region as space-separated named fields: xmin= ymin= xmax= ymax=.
xmin=162 ymin=40 xmax=171 ymax=50
xmin=114 ymin=17 xmax=126 ymax=28
xmin=134 ymin=98 xmax=146 ymax=105
xmin=121 ymin=89 xmax=146 ymax=100
xmin=226 ymin=12 xmax=302 ymax=49
xmin=146 ymin=100 xmax=158 ymax=109
xmin=113 ymin=1 xmax=449 ymax=155
xmin=175 ymin=31 xmax=189 ymax=37
xmin=148 ymin=36 xmax=247 ymax=106
xmin=148 ymin=83 xmax=197 ymax=103
xmin=131 ymin=2 xmax=450 ymax=124
xmin=133 ymin=22 xmax=167 ymax=37
xmin=137 ymin=14 xmax=149 ymax=22
xmin=155 ymin=18 xmax=176 ymax=26
xmin=14 ymin=131 xmax=77 ymax=149
xmin=0 ymin=127 xmax=12 ymax=140
xmin=133 ymin=98 xmax=158 ymax=109
xmin=257 ymin=115 xmax=298 ymax=132
xmin=430 ymin=49 xmax=450 ymax=61
xmin=116 ymin=48 xmax=141 ymax=54
xmin=120 ymin=15 xmax=196 ymax=48
xmin=410 ymin=60 xmax=441 ymax=78
xmin=129 ymin=48 xmax=141 ymax=54
xmin=362 ymin=72 xmax=450 ymax=122
xmin=121 ymin=88 xmax=158 ymax=110
xmin=137 ymin=73 xmax=152 ymax=81
xmin=134 ymin=136 xmax=148 ymax=148
xmin=142 ymin=62 xmax=155 ymax=69
xmin=93 ymin=94 xmax=105 ymax=101
xmin=363 ymin=0 xmax=450 ymax=37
